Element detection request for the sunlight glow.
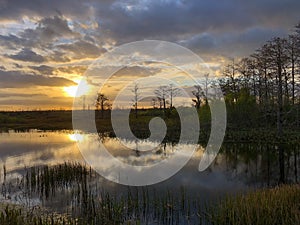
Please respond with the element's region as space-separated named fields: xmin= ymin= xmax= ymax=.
xmin=63 ymin=79 xmax=90 ymax=97
xmin=68 ymin=133 xmax=84 ymax=142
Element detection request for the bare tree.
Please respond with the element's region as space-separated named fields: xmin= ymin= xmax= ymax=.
xmin=203 ymin=73 xmax=209 ymax=105
xmin=157 ymin=97 xmax=163 ymax=109
xmin=192 ymin=85 xmax=203 ymax=109
xmin=223 ymin=58 xmax=238 ymax=102
xmin=287 ymin=34 xmax=299 ymax=105
xmin=131 ymin=82 xmax=141 ymax=118
xmin=267 ymin=37 xmax=289 ymax=183
xmin=155 ymin=85 xmax=169 ymax=113
xmin=95 ymin=93 xmax=109 ymax=118
xmin=168 ymin=84 xmax=180 ymax=109
xmin=151 ymin=98 xmax=157 ymax=109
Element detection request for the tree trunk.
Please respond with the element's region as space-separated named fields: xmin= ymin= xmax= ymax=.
xmin=277 ymin=57 xmax=285 ymax=184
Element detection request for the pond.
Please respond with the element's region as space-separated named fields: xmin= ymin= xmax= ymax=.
xmin=0 ymin=130 xmax=298 ymax=223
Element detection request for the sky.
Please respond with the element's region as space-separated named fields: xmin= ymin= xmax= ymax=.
xmin=0 ymin=0 xmax=299 ymax=110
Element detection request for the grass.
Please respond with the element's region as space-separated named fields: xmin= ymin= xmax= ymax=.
xmin=1 ymin=110 xmax=300 ymax=144
xmin=0 ymin=203 xmax=76 ymax=225
xmin=25 ymin=162 xmax=93 ymax=200
xmin=207 ymin=184 xmax=300 ymax=225
xmin=0 ymin=162 xmax=299 ymax=224
xmin=24 ymin=163 xmax=196 ymax=224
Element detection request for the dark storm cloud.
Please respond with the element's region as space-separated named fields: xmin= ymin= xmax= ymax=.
xmin=0 ymin=70 xmax=76 ymax=88
xmin=7 ymin=48 xmax=46 ymax=63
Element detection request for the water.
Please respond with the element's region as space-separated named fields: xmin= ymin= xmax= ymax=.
xmin=0 ymin=130 xmax=298 ymax=222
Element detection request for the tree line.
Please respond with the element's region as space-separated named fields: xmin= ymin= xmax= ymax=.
xmin=219 ymin=22 xmax=300 ymax=131
xmin=95 ymin=22 xmax=300 ymax=129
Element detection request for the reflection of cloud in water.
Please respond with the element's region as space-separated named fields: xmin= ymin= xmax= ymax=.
xmin=0 ymin=131 xmax=253 ymax=194
xmin=0 ymin=131 xmax=84 ymax=176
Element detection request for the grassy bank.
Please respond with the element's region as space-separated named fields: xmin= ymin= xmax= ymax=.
xmin=0 ymin=203 xmax=76 ymax=225
xmin=207 ymin=184 xmax=300 ymax=225
xmin=1 ymin=110 xmax=300 ymax=144
xmin=2 ymin=182 xmax=300 ymax=224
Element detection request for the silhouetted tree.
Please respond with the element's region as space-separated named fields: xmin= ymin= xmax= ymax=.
xmin=155 ymin=85 xmax=168 ymax=113
xmin=95 ymin=93 xmax=109 ymax=118
xmin=131 ymin=82 xmax=141 ymax=118
xmin=192 ymin=85 xmax=203 ymax=109
xmin=168 ymin=84 xmax=180 ymax=109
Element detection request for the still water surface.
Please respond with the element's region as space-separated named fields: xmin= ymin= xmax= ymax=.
xmin=1 ymin=129 xmax=295 ymax=211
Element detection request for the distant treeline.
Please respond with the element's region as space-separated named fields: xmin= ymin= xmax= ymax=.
xmin=217 ymin=22 xmax=300 ymax=130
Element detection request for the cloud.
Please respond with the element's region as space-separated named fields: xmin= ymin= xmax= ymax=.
xmin=0 ymin=0 xmax=95 ymax=22
xmin=29 ymin=65 xmax=55 ymax=75
xmin=57 ymin=40 xmax=106 ymax=59
xmin=0 ymin=34 xmax=24 ymax=50
xmin=0 ymin=96 xmax=72 ymax=107
xmin=57 ymin=66 xmax=87 ymax=75
xmin=181 ymin=33 xmax=217 ymax=53
xmin=180 ymin=27 xmax=288 ymax=59
xmin=0 ymin=0 xmax=299 ymax=110
xmin=94 ymin=0 xmax=300 ymax=43
xmin=20 ymin=16 xmax=78 ymax=45
xmin=1 ymin=1 xmax=299 ymax=45
xmin=0 ymin=70 xmax=76 ymax=88
xmin=47 ymin=50 xmax=71 ymax=62
xmin=0 ymin=93 xmax=47 ymax=98
xmin=0 ymin=16 xmax=78 ymax=51
xmin=1 ymin=1 xmax=299 ymax=61
xmin=7 ymin=48 xmax=46 ymax=63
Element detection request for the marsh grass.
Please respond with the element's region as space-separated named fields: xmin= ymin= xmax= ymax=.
xmin=25 ymin=162 xmax=94 ymax=200
xmin=1 ymin=162 xmax=299 ymax=224
xmin=207 ymin=184 xmax=300 ymax=225
xmin=23 ymin=162 xmax=202 ymax=224
xmin=0 ymin=203 xmax=76 ymax=225
xmin=2 ymin=110 xmax=300 ymax=144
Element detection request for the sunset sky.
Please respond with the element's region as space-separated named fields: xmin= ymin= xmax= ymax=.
xmin=0 ymin=0 xmax=299 ymax=110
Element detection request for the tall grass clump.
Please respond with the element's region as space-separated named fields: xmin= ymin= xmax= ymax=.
xmin=25 ymin=162 xmax=94 ymax=200
xmin=207 ymin=184 xmax=300 ymax=225
xmin=0 ymin=203 xmax=76 ymax=225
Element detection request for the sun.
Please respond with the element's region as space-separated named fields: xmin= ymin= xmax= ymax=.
xmin=63 ymin=79 xmax=90 ymax=97
xmin=68 ymin=133 xmax=84 ymax=142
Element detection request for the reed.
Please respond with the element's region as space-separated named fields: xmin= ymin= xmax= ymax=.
xmin=207 ymin=184 xmax=300 ymax=225
xmin=0 ymin=203 xmax=76 ymax=225
xmin=19 ymin=162 xmax=300 ymax=224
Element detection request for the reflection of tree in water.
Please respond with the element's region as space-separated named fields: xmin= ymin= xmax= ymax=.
xmin=97 ymin=134 xmax=299 ymax=186
xmin=219 ymin=143 xmax=299 ymax=186
xmin=155 ymin=143 xmax=167 ymax=157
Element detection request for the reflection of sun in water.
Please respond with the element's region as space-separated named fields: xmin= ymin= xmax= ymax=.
xmin=64 ymin=79 xmax=90 ymax=97
xmin=68 ymin=133 xmax=84 ymax=142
